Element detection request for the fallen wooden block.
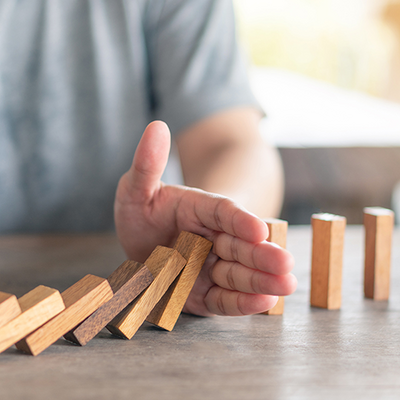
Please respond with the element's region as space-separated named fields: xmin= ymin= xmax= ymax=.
xmin=310 ymin=213 xmax=346 ymax=310
xmin=0 ymin=292 xmax=21 ymax=328
xmin=16 ymin=274 xmax=113 ymax=356
xmin=107 ymin=246 xmax=186 ymax=339
xmin=0 ymin=286 xmax=64 ymax=354
xmin=64 ymin=261 xmax=153 ymax=346
xmin=146 ymin=231 xmax=212 ymax=331
xmin=364 ymin=207 xmax=395 ymax=300
xmin=261 ymin=218 xmax=288 ymax=315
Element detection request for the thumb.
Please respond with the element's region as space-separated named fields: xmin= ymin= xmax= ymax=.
xmin=127 ymin=120 xmax=171 ymax=199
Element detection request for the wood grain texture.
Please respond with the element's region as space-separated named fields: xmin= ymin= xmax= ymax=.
xmin=107 ymin=246 xmax=186 ymax=339
xmin=0 ymin=292 xmax=21 ymax=328
xmin=310 ymin=213 xmax=346 ymax=309
xmin=262 ymin=219 xmax=288 ymax=315
xmin=0 ymin=286 xmax=64 ymax=354
xmin=16 ymin=275 xmax=113 ymax=356
xmin=364 ymin=207 xmax=395 ymax=300
xmin=146 ymin=232 xmax=212 ymax=331
xmin=64 ymin=261 xmax=153 ymax=346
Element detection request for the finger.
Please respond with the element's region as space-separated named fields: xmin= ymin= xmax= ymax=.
xmin=178 ymin=189 xmax=269 ymax=243
xmin=212 ymin=233 xmax=294 ymax=275
xmin=127 ymin=121 xmax=171 ymax=200
xmin=210 ymin=260 xmax=297 ymax=295
xmin=204 ymin=286 xmax=279 ymax=316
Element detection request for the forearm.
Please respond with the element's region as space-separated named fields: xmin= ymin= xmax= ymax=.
xmin=176 ymin=108 xmax=284 ymax=219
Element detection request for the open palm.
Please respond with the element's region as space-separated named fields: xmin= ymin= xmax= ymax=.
xmin=114 ymin=121 xmax=297 ymax=316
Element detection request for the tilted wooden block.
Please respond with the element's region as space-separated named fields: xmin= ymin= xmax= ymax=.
xmin=0 ymin=292 xmax=21 ymax=328
xmin=146 ymin=232 xmax=212 ymax=331
xmin=364 ymin=207 xmax=395 ymax=300
xmin=64 ymin=261 xmax=153 ymax=346
xmin=310 ymin=213 xmax=346 ymax=310
xmin=16 ymin=274 xmax=113 ymax=356
xmin=262 ymin=218 xmax=288 ymax=315
xmin=107 ymin=246 xmax=186 ymax=339
xmin=0 ymin=286 xmax=64 ymax=354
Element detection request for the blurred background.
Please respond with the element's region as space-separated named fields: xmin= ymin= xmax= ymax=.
xmin=233 ymin=0 xmax=400 ymax=224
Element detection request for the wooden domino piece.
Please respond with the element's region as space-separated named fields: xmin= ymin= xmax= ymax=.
xmin=146 ymin=232 xmax=212 ymax=331
xmin=0 ymin=286 xmax=64 ymax=354
xmin=262 ymin=218 xmax=288 ymax=315
xmin=64 ymin=261 xmax=153 ymax=346
xmin=107 ymin=246 xmax=186 ymax=339
xmin=16 ymin=274 xmax=113 ymax=356
xmin=310 ymin=213 xmax=346 ymax=309
xmin=0 ymin=292 xmax=21 ymax=328
xmin=364 ymin=207 xmax=395 ymax=300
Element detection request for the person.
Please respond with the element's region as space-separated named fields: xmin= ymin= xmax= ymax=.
xmin=0 ymin=0 xmax=296 ymax=316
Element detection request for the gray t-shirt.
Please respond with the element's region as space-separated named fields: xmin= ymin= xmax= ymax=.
xmin=0 ymin=0 xmax=259 ymax=233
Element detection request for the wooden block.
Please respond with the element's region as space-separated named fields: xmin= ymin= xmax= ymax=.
xmin=107 ymin=246 xmax=186 ymax=339
xmin=146 ymin=232 xmax=212 ymax=331
xmin=265 ymin=218 xmax=288 ymax=249
xmin=364 ymin=207 xmax=395 ymax=300
xmin=265 ymin=296 xmax=285 ymax=315
xmin=0 ymin=292 xmax=21 ymax=328
xmin=310 ymin=213 xmax=346 ymax=309
xmin=64 ymin=261 xmax=153 ymax=346
xmin=262 ymin=218 xmax=288 ymax=315
xmin=0 ymin=286 xmax=64 ymax=354
xmin=16 ymin=274 xmax=113 ymax=356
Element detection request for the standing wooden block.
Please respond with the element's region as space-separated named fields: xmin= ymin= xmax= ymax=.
xmin=0 ymin=292 xmax=21 ymax=328
xmin=107 ymin=246 xmax=186 ymax=339
xmin=16 ymin=274 xmax=113 ymax=356
xmin=262 ymin=218 xmax=288 ymax=315
xmin=364 ymin=207 xmax=395 ymax=300
xmin=310 ymin=213 xmax=346 ymax=309
xmin=64 ymin=261 xmax=153 ymax=346
xmin=0 ymin=286 xmax=64 ymax=354
xmin=146 ymin=232 xmax=212 ymax=331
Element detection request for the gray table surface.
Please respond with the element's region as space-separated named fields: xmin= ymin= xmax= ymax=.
xmin=0 ymin=226 xmax=399 ymax=400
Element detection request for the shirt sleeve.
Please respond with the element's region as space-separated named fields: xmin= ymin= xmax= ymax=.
xmin=144 ymin=0 xmax=262 ymax=136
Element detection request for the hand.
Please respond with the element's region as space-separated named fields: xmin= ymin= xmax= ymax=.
xmin=114 ymin=121 xmax=297 ymax=316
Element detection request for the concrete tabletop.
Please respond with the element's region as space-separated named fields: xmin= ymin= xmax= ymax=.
xmin=0 ymin=226 xmax=399 ymax=400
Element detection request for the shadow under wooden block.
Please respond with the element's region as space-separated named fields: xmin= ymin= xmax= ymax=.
xmin=261 ymin=218 xmax=288 ymax=316
xmin=310 ymin=213 xmax=346 ymax=310
xmin=364 ymin=207 xmax=395 ymax=300
xmin=64 ymin=261 xmax=153 ymax=346
xmin=107 ymin=246 xmax=186 ymax=339
xmin=0 ymin=286 xmax=64 ymax=354
xmin=16 ymin=275 xmax=113 ymax=356
xmin=146 ymin=232 xmax=212 ymax=331
xmin=0 ymin=292 xmax=21 ymax=328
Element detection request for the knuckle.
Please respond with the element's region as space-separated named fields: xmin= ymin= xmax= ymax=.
xmin=217 ymin=290 xmax=227 ymax=316
xmin=226 ymin=262 xmax=237 ymax=291
xmin=236 ymin=293 xmax=247 ymax=316
xmin=230 ymin=236 xmax=240 ymax=262
xmin=250 ymin=271 xmax=262 ymax=294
